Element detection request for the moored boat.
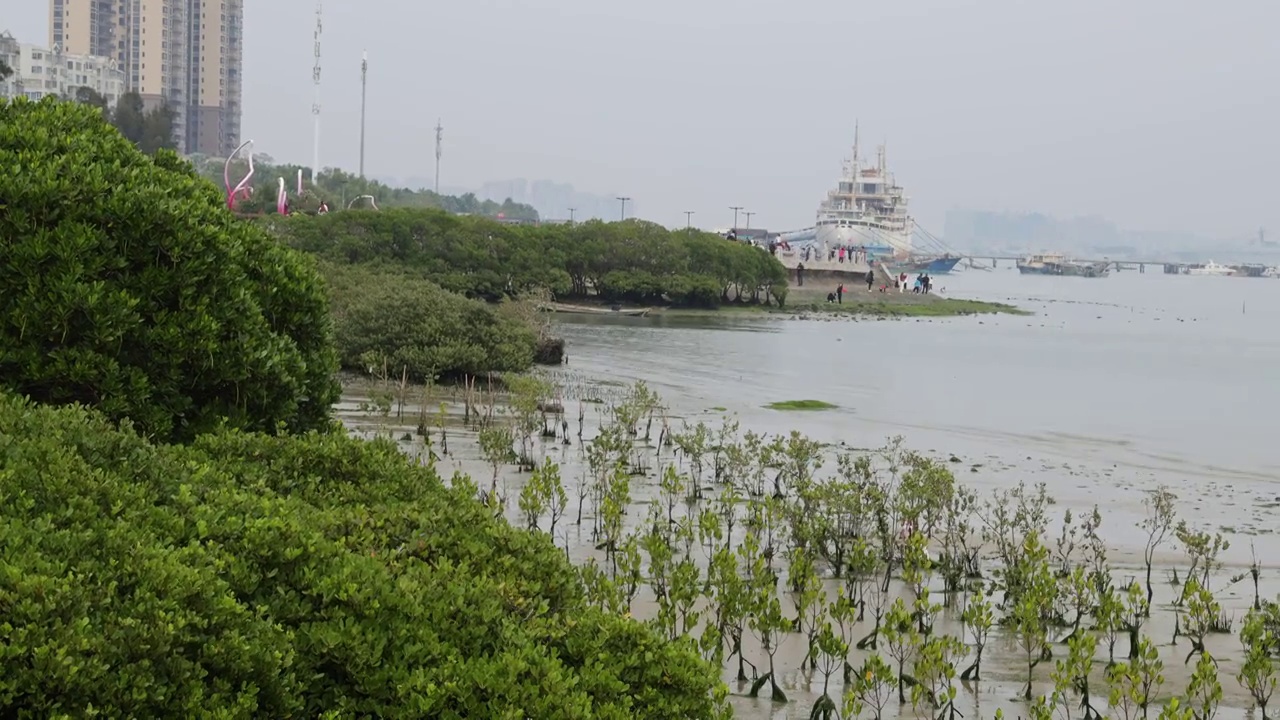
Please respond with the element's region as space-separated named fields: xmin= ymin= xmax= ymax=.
xmin=1186 ymin=260 xmax=1236 ymax=277
xmin=1016 ymin=253 xmax=1109 ymax=277
xmin=540 ymin=302 xmax=651 ymax=317
xmin=812 ymin=124 xmax=913 ymax=259
xmin=897 ymin=254 xmax=962 ymax=275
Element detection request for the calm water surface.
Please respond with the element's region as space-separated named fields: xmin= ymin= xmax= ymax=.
xmin=555 ymin=268 xmax=1280 ymax=492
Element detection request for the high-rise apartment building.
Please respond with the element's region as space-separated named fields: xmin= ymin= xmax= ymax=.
xmin=50 ymin=0 xmax=243 ymax=157
xmin=1 ymin=29 xmax=127 ymax=105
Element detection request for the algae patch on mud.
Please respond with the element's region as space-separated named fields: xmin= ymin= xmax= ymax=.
xmin=764 ymin=399 xmax=837 ymax=411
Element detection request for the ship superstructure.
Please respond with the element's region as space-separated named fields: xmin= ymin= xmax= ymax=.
xmin=813 ymin=125 xmax=913 ymax=258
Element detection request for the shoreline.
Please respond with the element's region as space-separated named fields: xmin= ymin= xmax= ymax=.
xmin=549 ymin=285 xmax=1027 ymax=320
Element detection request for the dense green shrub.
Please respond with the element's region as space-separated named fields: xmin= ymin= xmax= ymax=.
xmin=322 ymin=263 xmax=537 ymax=380
xmin=0 ymin=98 xmax=338 ymax=442
xmin=274 ymin=207 xmax=788 ymax=306
xmin=0 ymin=392 xmax=722 ymax=718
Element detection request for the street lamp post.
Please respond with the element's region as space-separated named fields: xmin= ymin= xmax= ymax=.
xmin=744 ymin=211 xmax=755 ymax=229
xmin=616 ymin=196 xmax=630 ymax=221
xmin=568 ymin=207 xmax=576 ymax=224
xmin=728 ymin=205 xmax=743 ymax=231
xmin=684 ymin=210 xmax=695 ymax=229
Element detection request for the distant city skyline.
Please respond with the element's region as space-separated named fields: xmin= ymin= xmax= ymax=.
xmin=7 ymin=0 xmax=1278 ymax=239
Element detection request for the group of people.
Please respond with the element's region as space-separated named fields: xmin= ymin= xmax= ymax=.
xmin=884 ymin=272 xmax=934 ymax=294
xmin=793 ymin=244 xmax=870 ymax=265
xmin=826 ymin=269 xmax=935 ymax=303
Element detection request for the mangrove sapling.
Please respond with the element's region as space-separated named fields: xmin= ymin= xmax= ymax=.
xmin=506 ymin=374 xmax=550 ymax=469
xmin=518 ymin=462 xmax=549 ymax=530
xmin=578 ymin=558 xmax=626 ymax=615
xmin=478 ymin=424 xmax=516 ymax=498
xmin=1054 ymin=508 xmax=1081 ymax=577
xmin=1186 ymin=650 xmax=1223 ymax=720
xmin=1156 ymin=698 xmax=1195 ymax=720
xmin=844 ymin=536 xmax=878 ymax=623
xmin=1142 ymin=486 xmax=1178 ymax=610
xmin=897 ymin=451 xmax=956 ymax=541
xmin=1096 ymin=583 xmax=1124 ymax=666
xmin=1174 ymin=522 xmax=1230 ymax=603
xmin=670 ymin=553 xmax=703 ymax=639
xmin=981 ymin=481 xmax=1052 ymax=608
xmin=599 ymin=465 xmax=631 ymax=574
xmin=902 ymin=531 xmax=934 ymax=607
xmin=1121 ymin=581 xmax=1152 ymax=660
xmin=1055 ymin=632 xmax=1103 ymax=720
xmin=1081 ymin=506 xmax=1111 ymax=596
xmin=698 ymin=622 xmax=724 ymax=668
xmin=939 ymin=485 xmax=981 ymax=595
xmin=911 ymin=634 xmax=965 ymax=720
xmin=642 ymin=513 xmax=675 ymax=622
xmin=830 ymin=587 xmax=860 ymax=681
xmin=1012 ymin=532 xmax=1058 ymax=700
xmin=845 ymin=654 xmax=897 ymax=720
xmin=672 ymin=421 xmax=712 ymax=499
xmin=658 ymin=464 xmax=685 ymax=526
xmin=883 ymin=597 xmax=921 ymax=704
xmin=1060 ymin=564 xmax=1096 ymax=642
xmin=715 ymin=482 xmax=741 ymax=555
xmin=710 ymin=418 xmax=738 ymax=483
xmin=615 ymin=533 xmax=644 ymax=611
xmin=1107 ymin=634 xmax=1164 ymax=720
xmin=959 ymin=581 xmax=995 ymax=682
xmin=789 ymin=547 xmax=826 ymax=669
xmin=858 ymin=557 xmax=891 ymax=650
xmin=748 ymin=553 xmax=790 ymax=702
xmin=697 ymin=506 xmax=723 ymax=568
xmin=776 ymin=430 xmax=824 ymax=498
xmin=1238 ymin=609 xmax=1278 ymax=719
xmin=811 ymin=621 xmax=848 ymax=720
xmin=712 ymin=543 xmax=756 ymax=682
xmin=1179 ymin=578 xmax=1223 ymax=663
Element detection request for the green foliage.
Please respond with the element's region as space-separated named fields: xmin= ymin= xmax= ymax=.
xmin=0 ymin=393 xmax=722 ymax=718
xmin=274 ymin=208 xmax=788 ymax=308
xmin=104 ymin=91 xmax=177 ymax=154
xmin=189 ymin=156 xmax=540 ymax=219
xmin=0 ymin=97 xmax=339 ymax=442
xmin=764 ymin=399 xmax=838 ymax=411
xmin=1186 ymin=650 xmax=1223 ymax=720
xmin=1108 ymin=634 xmax=1164 ymax=720
xmin=323 ymin=263 xmax=536 ymax=381
xmin=1238 ymin=609 xmax=1278 ymax=718
xmin=0 ymin=58 xmax=12 ymax=80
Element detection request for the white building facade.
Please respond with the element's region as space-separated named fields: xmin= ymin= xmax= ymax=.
xmin=0 ymin=30 xmax=125 ymax=107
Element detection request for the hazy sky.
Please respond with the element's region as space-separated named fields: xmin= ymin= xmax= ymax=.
xmin=10 ymin=0 xmax=1278 ymax=236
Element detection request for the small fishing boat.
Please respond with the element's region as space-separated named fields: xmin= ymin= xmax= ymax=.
xmin=540 ymin=302 xmax=651 ymax=317
xmin=897 ymin=254 xmax=962 ymax=275
xmin=1187 ymin=260 xmax=1235 ymax=277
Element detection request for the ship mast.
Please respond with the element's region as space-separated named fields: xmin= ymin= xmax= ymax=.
xmin=852 ymin=120 xmax=860 ymax=173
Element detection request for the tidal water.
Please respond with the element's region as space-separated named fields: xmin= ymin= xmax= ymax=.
xmin=553 ymin=268 xmax=1280 ymax=566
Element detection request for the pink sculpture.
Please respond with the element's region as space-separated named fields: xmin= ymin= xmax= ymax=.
xmin=223 ymin=140 xmax=255 ymax=210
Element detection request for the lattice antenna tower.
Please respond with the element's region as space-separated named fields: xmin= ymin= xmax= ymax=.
xmin=311 ymin=1 xmax=322 ymax=180
xmin=434 ymin=119 xmax=443 ymax=195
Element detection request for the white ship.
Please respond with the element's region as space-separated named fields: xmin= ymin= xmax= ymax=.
xmin=813 ymin=124 xmax=913 ymax=258
xmin=1187 ymin=260 xmax=1236 ymax=277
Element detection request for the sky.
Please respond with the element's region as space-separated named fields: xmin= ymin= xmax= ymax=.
xmin=9 ymin=0 xmax=1279 ymax=237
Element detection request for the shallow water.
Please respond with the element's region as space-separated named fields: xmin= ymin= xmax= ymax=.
xmin=552 ymin=269 xmax=1280 ymax=567
xmin=341 ymin=267 xmax=1280 ymax=719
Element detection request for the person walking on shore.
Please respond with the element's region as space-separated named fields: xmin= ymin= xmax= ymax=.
xmin=836 ymin=283 xmax=844 ymax=303
xmin=865 ymin=269 xmax=874 ymax=292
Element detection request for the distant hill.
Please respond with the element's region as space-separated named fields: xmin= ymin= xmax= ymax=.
xmin=377 ymin=176 xmax=626 ymax=222
xmin=942 ymin=210 xmax=1273 ymax=263
xmin=471 ymin=179 xmax=629 ymax=222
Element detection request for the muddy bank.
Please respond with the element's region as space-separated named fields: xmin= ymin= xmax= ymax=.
xmin=338 ymin=372 xmax=1276 ymax=720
